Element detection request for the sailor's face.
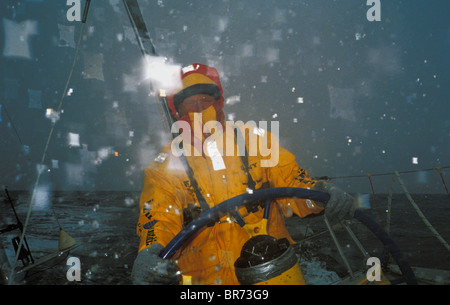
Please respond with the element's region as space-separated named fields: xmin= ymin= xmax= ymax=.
xmin=178 ymin=94 xmax=216 ymax=118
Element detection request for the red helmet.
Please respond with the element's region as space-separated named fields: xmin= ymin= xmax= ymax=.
xmin=167 ymin=63 xmax=225 ymax=122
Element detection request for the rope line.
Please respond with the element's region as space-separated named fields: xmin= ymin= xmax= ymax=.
xmin=435 ymin=167 xmax=450 ymax=199
xmin=366 ymin=174 xmax=383 ymax=223
xmin=393 ymin=171 xmax=450 ymax=253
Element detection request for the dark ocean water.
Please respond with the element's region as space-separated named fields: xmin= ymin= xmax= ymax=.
xmin=1 ymin=191 xmax=449 ymax=285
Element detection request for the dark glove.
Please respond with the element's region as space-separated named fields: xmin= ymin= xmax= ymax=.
xmin=131 ymin=243 xmax=179 ymax=285
xmin=312 ymin=181 xmax=355 ymax=221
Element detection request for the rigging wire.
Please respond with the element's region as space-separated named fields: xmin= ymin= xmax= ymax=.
xmin=7 ymin=13 xmax=88 ymax=285
xmin=314 ymin=166 xmax=450 ymax=201
xmin=313 ymin=165 xmax=450 ymax=194
xmin=435 ymin=167 xmax=450 ymax=200
xmin=366 ymin=174 xmax=383 ymax=223
xmin=314 ymin=165 xmax=450 ymax=181
xmin=2 ymin=104 xmax=26 ymax=149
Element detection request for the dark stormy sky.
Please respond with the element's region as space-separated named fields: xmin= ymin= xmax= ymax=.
xmin=0 ymin=0 xmax=449 ymax=194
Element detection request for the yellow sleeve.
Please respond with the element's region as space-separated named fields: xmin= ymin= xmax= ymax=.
xmin=137 ymin=160 xmax=184 ymax=252
xmin=264 ymin=133 xmax=324 ymax=218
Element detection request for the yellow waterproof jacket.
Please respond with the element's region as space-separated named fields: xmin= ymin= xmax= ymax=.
xmin=137 ymin=123 xmax=323 ymax=284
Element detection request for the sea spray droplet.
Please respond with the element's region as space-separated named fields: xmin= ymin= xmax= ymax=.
xmin=124 ymin=197 xmax=135 ymax=207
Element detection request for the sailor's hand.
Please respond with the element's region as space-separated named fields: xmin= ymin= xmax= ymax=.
xmin=131 ymin=243 xmax=179 ymax=285
xmin=312 ymin=181 xmax=355 ymax=221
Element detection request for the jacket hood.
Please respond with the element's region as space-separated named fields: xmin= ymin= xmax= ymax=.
xmin=168 ymin=63 xmax=225 ymax=122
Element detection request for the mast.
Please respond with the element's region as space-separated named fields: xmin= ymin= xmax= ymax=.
xmin=122 ymin=0 xmax=176 ymax=135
